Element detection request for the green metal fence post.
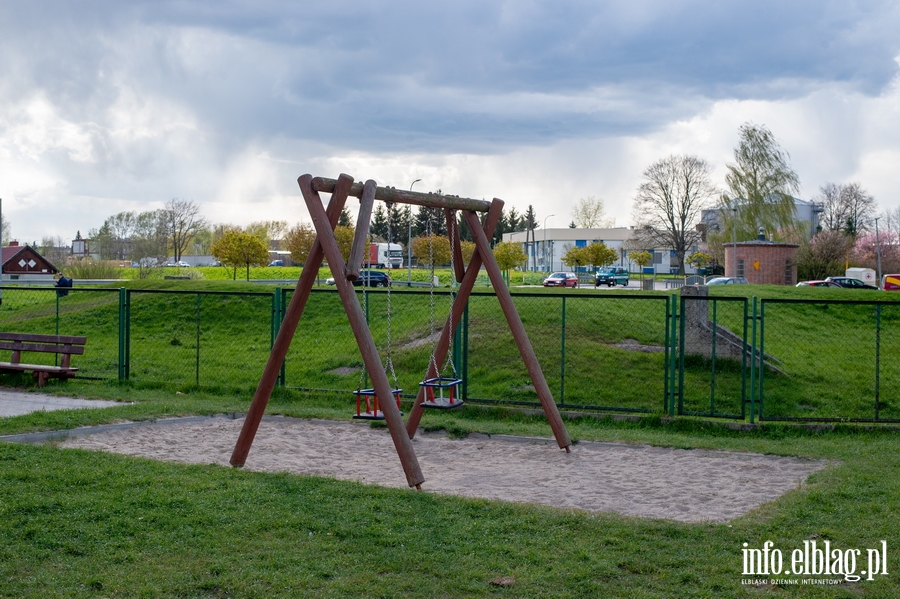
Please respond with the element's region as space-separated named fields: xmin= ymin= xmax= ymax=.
xmin=677 ymin=295 xmax=686 ymax=415
xmin=277 ymin=288 xmax=286 ymax=387
xmin=875 ymin=303 xmax=882 ymax=420
xmin=710 ymin=300 xmax=717 ymax=416
xmin=118 ymin=288 xmax=126 ymax=381
xmin=55 ymin=293 xmax=60 ymax=366
xmin=560 ymin=296 xmax=566 ymax=404
xmin=195 ymin=293 xmax=201 ymax=386
xmin=666 ymin=295 xmax=679 ymax=416
xmin=749 ymin=297 xmax=758 ymax=424
xmin=740 ymin=298 xmax=749 ymax=420
xmin=124 ymin=289 xmax=132 ymax=380
xmin=663 ymin=295 xmax=671 ymax=414
xmin=462 ymin=301 xmax=469 ymax=399
xmin=758 ymin=299 xmax=765 ymax=420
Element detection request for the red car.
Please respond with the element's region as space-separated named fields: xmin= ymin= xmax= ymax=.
xmin=543 ymin=272 xmax=579 ymax=288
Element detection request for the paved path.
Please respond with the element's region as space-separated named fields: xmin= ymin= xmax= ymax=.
xmin=0 ymin=389 xmax=120 ymax=418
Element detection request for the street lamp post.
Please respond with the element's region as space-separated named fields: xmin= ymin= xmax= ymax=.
xmin=407 ymin=179 xmax=421 ymax=286
xmin=875 ymin=216 xmax=883 ymax=287
xmin=543 ymin=214 xmax=554 ymax=273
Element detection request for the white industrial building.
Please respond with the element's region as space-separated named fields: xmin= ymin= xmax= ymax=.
xmin=502 ymin=228 xmax=699 ymax=274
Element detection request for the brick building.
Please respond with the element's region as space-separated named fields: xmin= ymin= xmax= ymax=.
xmin=1 ymin=241 xmax=60 ymax=283
xmin=724 ymin=239 xmax=799 ymax=285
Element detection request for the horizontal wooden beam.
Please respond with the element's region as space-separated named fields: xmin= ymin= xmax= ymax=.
xmin=311 ymin=176 xmax=493 ymax=213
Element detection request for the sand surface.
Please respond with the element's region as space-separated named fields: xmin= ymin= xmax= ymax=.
xmin=59 ymin=416 xmax=826 ymax=522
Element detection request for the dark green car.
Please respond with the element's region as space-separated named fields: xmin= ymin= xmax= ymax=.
xmin=595 ymin=267 xmax=629 ymax=287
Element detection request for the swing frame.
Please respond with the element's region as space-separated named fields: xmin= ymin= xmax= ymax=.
xmin=230 ymin=173 xmax=572 ymax=489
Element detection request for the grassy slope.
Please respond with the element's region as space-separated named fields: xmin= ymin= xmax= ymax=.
xmin=2 ymin=280 xmax=899 ymax=420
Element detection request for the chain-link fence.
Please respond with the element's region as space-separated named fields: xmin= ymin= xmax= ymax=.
xmin=677 ymin=295 xmax=750 ymax=419
xmin=1 ymin=284 xmax=898 ymax=422
xmin=758 ymin=299 xmax=900 ymax=422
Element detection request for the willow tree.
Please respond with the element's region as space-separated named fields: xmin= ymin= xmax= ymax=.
xmin=719 ymin=123 xmax=802 ymax=245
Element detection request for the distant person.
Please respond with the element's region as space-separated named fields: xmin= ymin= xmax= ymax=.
xmin=55 ymin=272 xmax=73 ymax=297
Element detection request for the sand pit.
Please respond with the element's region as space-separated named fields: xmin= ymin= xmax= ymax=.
xmin=58 ymin=416 xmax=827 ymax=522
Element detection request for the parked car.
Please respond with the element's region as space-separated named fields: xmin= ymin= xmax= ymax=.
xmin=595 ymin=267 xmax=629 ymax=287
xmin=796 ymin=280 xmax=840 ymax=287
xmin=325 ymin=270 xmax=391 ymax=287
xmin=542 ymin=272 xmax=579 ymax=288
xmin=176 ymin=261 xmax=191 ymax=268
xmin=268 ymin=260 xmax=285 ymax=267
xmin=162 ymin=261 xmax=177 ymax=267
xmin=356 ymin=270 xmax=391 ymax=287
xmin=883 ymin=274 xmax=900 ymax=291
xmin=706 ymin=277 xmax=749 ymax=285
xmin=825 ymin=276 xmax=878 ymax=290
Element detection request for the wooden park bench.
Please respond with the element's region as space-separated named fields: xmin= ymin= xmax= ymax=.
xmin=0 ymin=333 xmax=87 ymax=388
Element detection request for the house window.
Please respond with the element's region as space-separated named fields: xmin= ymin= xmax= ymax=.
xmin=737 ymin=259 xmax=745 ymax=277
xmin=784 ymin=260 xmax=793 ymax=285
xmin=652 ymin=251 xmax=663 ymax=264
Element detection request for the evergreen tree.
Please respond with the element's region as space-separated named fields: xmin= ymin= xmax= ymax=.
xmin=386 ymin=203 xmax=404 ymax=242
xmin=491 ymin=209 xmax=509 ymax=246
xmin=338 ymin=207 xmax=353 ymax=227
xmin=370 ymin=205 xmax=388 ymax=240
xmin=413 ymin=206 xmax=446 ymax=237
xmin=507 ymin=207 xmax=522 ymax=232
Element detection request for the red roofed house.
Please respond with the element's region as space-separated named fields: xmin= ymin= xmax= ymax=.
xmin=2 ymin=241 xmax=60 ymax=283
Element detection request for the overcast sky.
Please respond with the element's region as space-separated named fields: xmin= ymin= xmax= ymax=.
xmin=2 ymin=0 xmax=899 ymax=244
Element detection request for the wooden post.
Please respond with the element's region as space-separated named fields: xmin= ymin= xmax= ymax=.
xmin=446 ymin=209 xmax=465 ymax=284
xmin=230 ymin=174 xmax=352 ymax=467
xmin=301 ymin=177 xmax=426 ymax=488
xmin=347 ymin=180 xmax=377 ymax=281
xmin=312 ymin=177 xmax=492 ymax=212
xmin=463 ymin=210 xmax=572 ymax=452
xmin=405 ymin=202 xmax=502 ymax=438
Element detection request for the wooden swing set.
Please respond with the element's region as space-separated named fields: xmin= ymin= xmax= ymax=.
xmin=230 ymin=173 xmax=572 ymax=489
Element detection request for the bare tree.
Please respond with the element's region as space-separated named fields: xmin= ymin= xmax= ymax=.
xmin=132 ymin=210 xmax=169 ymax=265
xmin=1 ymin=212 xmax=11 ymax=243
xmin=164 ymin=199 xmax=208 ymax=262
xmin=245 ymin=220 xmax=289 ymax=248
xmin=39 ymin=236 xmax=69 ymax=266
xmin=633 ymin=155 xmax=718 ymax=274
xmin=840 ymin=182 xmax=876 ymax=235
xmin=571 ymin=196 xmax=613 ymax=228
xmin=817 ymin=182 xmax=876 ymax=235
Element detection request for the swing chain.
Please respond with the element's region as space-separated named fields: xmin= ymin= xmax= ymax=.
xmin=383 ymin=202 xmax=398 ymax=388
xmin=427 ymin=212 xmax=441 ymax=376
xmin=443 ymin=210 xmax=457 ymax=378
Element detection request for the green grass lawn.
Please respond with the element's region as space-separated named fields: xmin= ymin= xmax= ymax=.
xmin=2 ymin=386 xmax=900 ymax=597
xmin=2 ymin=277 xmax=900 ymax=596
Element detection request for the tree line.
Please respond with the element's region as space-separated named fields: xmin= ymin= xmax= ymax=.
xmin=630 ymin=122 xmax=889 ymax=277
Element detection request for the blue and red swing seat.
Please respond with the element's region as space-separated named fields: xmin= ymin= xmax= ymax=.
xmin=419 ymin=376 xmax=464 ymax=409
xmin=353 ymin=388 xmax=403 ymax=420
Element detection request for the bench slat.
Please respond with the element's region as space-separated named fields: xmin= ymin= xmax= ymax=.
xmin=0 ymin=363 xmax=78 ymax=373
xmin=0 ymin=341 xmax=86 ymax=355
xmin=0 ymin=333 xmax=87 ymax=345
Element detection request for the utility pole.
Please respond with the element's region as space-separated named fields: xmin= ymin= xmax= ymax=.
xmin=875 ymin=216 xmax=883 ymax=287
xmin=407 ymin=179 xmax=421 ymax=285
